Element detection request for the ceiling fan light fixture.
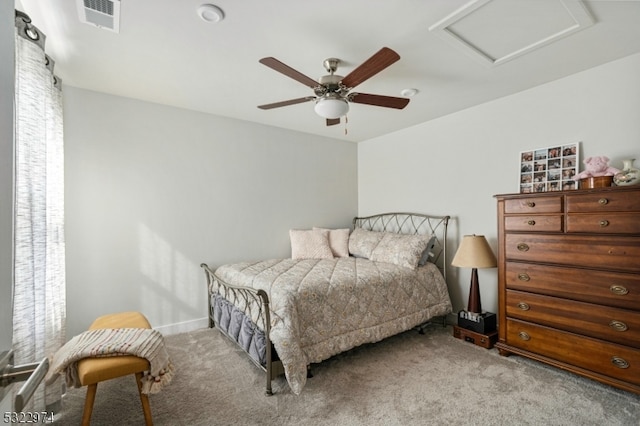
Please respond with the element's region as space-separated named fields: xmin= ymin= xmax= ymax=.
xmin=314 ymin=97 xmax=349 ymax=119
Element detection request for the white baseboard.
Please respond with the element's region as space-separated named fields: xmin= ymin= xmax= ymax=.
xmin=155 ymin=317 xmax=209 ymax=335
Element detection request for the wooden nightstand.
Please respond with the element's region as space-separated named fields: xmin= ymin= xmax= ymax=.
xmin=453 ymin=325 xmax=498 ymax=349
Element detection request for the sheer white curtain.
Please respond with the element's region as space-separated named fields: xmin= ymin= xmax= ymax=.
xmin=13 ymin=11 xmax=66 ymax=412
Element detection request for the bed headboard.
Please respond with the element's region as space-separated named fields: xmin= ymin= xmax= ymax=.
xmin=352 ymin=212 xmax=450 ymax=281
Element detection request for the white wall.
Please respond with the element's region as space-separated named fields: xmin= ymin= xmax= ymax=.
xmin=63 ymin=87 xmax=358 ymax=337
xmin=358 ymin=52 xmax=640 ymax=318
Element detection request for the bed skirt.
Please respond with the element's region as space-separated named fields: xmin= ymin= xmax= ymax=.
xmin=211 ymin=292 xmax=273 ymax=366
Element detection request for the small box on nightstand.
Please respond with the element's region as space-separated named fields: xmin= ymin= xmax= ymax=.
xmin=457 ymin=310 xmax=497 ymax=334
xmin=453 ymin=325 xmax=498 ymax=349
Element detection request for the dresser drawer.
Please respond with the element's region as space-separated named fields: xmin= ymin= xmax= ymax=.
xmin=506 ymin=290 xmax=640 ymax=348
xmin=505 ymin=234 xmax=640 ymax=273
xmin=504 ymin=318 xmax=640 ymax=386
xmin=504 ymin=196 xmax=562 ymax=214
xmin=506 ymin=261 xmax=640 ymax=310
xmin=567 ymin=192 xmax=640 ymax=213
xmin=504 ymin=215 xmax=563 ymax=232
xmin=567 ymin=213 xmax=640 ymax=234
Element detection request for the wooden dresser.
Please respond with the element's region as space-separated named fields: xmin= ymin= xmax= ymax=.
xmin=495 ymin=186 xmax=640 ymax=394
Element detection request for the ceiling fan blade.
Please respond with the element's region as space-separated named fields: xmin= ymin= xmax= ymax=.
xmin=258 ymin=97 xmax=316 ymax=110
xmin=326 ymin=118 xmax=340 ymax=126
xmin=341 ymin=47 xmax=401 ymax=89
xmin=259 ymin=57 xmax=320 ymax=89
xmin=349 ymin=93 xmax=410 ymax=109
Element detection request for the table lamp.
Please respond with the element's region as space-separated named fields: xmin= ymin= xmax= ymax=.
xmin=451 ymin=235 xmax=497 ymax=314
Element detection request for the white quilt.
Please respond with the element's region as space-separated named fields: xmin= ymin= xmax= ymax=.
xmin=214 ymin=257 xmax=452 ymax=394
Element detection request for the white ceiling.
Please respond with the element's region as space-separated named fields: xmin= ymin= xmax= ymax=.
xmin=14 ymin=0 xmax=640 ymax=142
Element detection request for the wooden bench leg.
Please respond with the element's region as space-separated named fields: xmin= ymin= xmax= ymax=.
xmin=81 ymin=383 xmax=98 ymax=426
xmin=135 ymin=372 xmax=153 ymax=426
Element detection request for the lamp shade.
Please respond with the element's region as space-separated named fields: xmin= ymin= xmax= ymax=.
xmin=451 ymin=235 xmax=497 ymax=268
xmin=314 ymin=97 xmax=349 ymax=119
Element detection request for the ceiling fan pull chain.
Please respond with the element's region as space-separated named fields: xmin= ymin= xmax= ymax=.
xmin=344 ymin=115 xmax=348 ymax=135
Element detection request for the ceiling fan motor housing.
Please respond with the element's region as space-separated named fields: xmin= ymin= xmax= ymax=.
xmin=317 ymin=74 xmax=344 ymax=93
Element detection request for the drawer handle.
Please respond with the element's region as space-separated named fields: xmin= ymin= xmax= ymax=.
xmin=611 ymin=356 xmax=629 ymax=369
xmin=527 ymin=220 xmax=536 ymax=226
xmin=517 ymin=302 xmax=530 ymax=311
xmin=610 ymin=285 xmax=629 ymax=296
xmin=598 ymin=198 xmax=609 ymax=205
xmin=526 ymin=201 xmax=535 ymax=208
xmin=518 ymin=273 xmax=530 ymax=282
xmin=609 ymin=320 xmax=628 ymax=332
xmin=517 ymin=243 xmax=530 ymax=252
xmin=599 ymin=220 xmax=609 ymax=227
xmin=518 ymin=331 xmax=531 ymax=341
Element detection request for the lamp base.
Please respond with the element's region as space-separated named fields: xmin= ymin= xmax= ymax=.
xmin=467 ymin=267 xmax=482 ymax=313
xmin=457 ymin=310 xmax=497 ymax=334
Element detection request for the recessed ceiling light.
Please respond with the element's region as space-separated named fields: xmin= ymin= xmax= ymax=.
xmin=197 ymin=4 xmax=224 ymax=23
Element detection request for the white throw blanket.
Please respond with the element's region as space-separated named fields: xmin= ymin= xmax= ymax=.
xmin=47 ymin=328 xmax=174 ymax=394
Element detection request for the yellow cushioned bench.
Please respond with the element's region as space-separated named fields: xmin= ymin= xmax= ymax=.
xmin=76 ymin=312 xmax=153 ymax=426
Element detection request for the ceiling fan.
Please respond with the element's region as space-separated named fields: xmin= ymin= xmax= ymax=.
xmin=257 ymin=47 xmax=410 ymax=126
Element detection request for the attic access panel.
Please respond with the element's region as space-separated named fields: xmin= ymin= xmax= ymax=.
xmin=429 ymin=0 xmax=594 ymax=66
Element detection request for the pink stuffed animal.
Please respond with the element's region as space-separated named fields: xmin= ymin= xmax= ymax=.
xmin=575 ymin=156 xmax=620 ymax=179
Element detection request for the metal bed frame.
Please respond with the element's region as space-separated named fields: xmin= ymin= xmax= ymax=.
xmin=201 ymin=212 xmax=450 ymax=395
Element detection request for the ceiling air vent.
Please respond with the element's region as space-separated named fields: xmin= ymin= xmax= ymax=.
xmin=77 ymin=0 xmax=121 ymax=33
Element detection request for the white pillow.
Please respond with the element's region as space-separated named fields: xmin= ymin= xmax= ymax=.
xmin=348 ymin=228 xmax=385 ymax=259
xmin=290 ymin=229 xmax=334 ymax=259
xmin=370 ymin=232 xmax=430 ymax=269
xmin=349 ymin=228 xmax=430 ymax=269
xmin=313 ymin=227 xmax=350 ymax=258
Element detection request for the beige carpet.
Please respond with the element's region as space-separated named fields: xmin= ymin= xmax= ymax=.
xmin=52 ymin=325 xmax=640 ymax=425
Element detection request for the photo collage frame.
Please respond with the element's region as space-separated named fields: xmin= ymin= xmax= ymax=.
xmin=519 ymin=142 xmax=580 ymax=193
